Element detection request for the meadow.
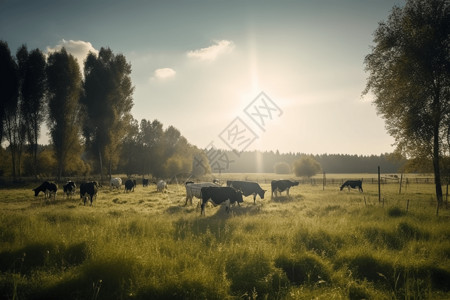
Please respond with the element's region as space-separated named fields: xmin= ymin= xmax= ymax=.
xmin=0 ymin=174 xmax=449 ymax=299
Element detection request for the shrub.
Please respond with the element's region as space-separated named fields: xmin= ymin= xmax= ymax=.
xmin=293 ymin=156 xmax=321 ymax=177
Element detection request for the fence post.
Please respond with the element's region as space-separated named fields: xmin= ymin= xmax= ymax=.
xmin=399 ymin=173 xmax=403 ymax=194
xmin=323 ymin=172 xmax=326 ymax=191
xmin=378 ymin=166 xmax=381 ymax=204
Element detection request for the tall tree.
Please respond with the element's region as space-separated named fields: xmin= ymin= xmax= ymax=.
xmin=46 ymin=48 xmax=83 ymax=180
xmin=17 ymin=45 xmax=47 ymax=178
xmin=363 ymin=0 xmax=450 ymax=206
xmin=0 ymin=41 xmax=20 ymax=179
xmin=82 ymin=47 xmax=134 ymax=182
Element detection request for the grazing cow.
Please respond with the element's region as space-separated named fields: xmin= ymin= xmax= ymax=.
xmin=226 ymin=180 xmax=266 ymax=204
xmin=271 ymin=180 xmax=299 ymax=198
xmin=142 ymin=178 xmax=149 ymax=187
xmin=340 ymin=180 xmax=363 ymax=192
xmin=156 ymin=180 xmax=167 ymax=193
xmin=110 ymin=177 xmax=122 ymax=189
xmin=33 ymin=181 xmax=58 ymax=200
xmin=184 ymin=181 xmax=219 ymax=205
xmin=200 ymin=186 xmax=243 ymax=215
xmin=80 ymin=181 xmax=98 ymax=206
xmin=124 ymin=179 xmax=136 ymax=192
xmin=63 ymin=181 xmax=76 ymax=198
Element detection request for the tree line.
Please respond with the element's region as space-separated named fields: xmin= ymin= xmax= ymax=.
xmin=0 ymin=41 xmax=207 ymax=182
xmin=215 ymin=150 xmax=405 ymax=174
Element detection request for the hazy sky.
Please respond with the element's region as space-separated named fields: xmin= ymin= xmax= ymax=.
xmin=0 ymin=0 xmax=403 ymax=155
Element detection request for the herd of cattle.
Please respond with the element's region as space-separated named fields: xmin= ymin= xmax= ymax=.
xmin=32 ymin=178 xmax=363 ymax=214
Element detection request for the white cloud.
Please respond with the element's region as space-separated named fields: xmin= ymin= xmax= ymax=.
xmin=46 ymin=39 xmax=98 ymax=72
xmin=187 ymin=40 xmax=234 ymax=61
xmin=153 ymin=67 xmax=176 ymax=79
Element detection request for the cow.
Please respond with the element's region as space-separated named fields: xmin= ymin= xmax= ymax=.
xmin=184 ymin=181 xmax=220 ymax=206
xmin=226 ymin=180 xmax=266 ymax=204
xmin=340 ymin=180 xmax=363 ymax=192
xmin=33 ymin=181 xmax=58 ymax=200
xmin=142 ymin=178 xmax=149 ymax=187
xmin=63 ymin=181 xmax=76 ymax=198
xmin=271 ymin=180 xmax=299 ymax=198
xmin=80 ymin=181 xmax=98 ymax=206
xmin=156 ymin=180 xmax=167 ymax=193
xmin=124 ymin=179 xmax=136 ymax=192
xmin=110 ymin=177 xmax=122 ymax=189
xmin=200 ymin=186 xmax=243 ymax=215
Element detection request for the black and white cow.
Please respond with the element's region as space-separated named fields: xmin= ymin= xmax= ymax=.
xmin=124 ymin=179 xmax=136 ymax=192
xmin=184 ymin=181 xmax=220 ymax=206
xmin=226 ymin=180 xmax=266 ymax=204
xmin=156 ymin=180 xmax=167 ymax=193
xmin=200 ymin=186 xmax=243 ymax=215
xmin=63 ymin=181 xmax=76 ymax=198
xmin=340 ymin=180 xmax=363 ymax=192
xmin=33 ymin=181 xmax=58 ymax=200
xmin=142 ymin=178 xmax=149 ymax=187
xmin=110 ymin=177 xmax=122 ymax=189
xmin=271 ymin=180 xmax=299 ymax=198
xmin=80 ymin=181 xmax=98 ymax=206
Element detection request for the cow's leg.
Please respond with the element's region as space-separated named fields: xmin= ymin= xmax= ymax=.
xmin=287 ymin=188 xmax=290 ymax=197
xmin=253 ymin=193 xmax=256 ymax=204
xmin=225 ymin=199 xmax=231 ymax=213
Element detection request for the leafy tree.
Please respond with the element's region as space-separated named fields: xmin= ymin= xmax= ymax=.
xmin=363 ymin=0 xmax=450 ymax=206
xmin=138 ymin=119 xmax=164 ymax=176
xmin=0 ymin=41 xmax=21 ymax=179
xmin=17 ymin=45 xmax=47 ymax=178
xmin=293 ymin=156 xmax=321 ymax=178
xmin=192 ymin=149 xmax=211 ymax=177
xmin=46 ymin=48 xmax=83 ymax=180
xmin=82 ymin=47 xmax=134 ymax=182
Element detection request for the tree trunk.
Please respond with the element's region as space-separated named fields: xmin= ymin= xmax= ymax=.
xmin=433 ymin=129 xmax=443 ymax=207
xmin=98 ymin=148 xmax=104 ymax=184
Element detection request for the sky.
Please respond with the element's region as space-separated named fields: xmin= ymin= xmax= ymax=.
xmin=0 ymin=0 xmax=403 ymax=155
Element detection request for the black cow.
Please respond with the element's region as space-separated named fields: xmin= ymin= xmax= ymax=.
xmin=63 ymin=181 xmax=76 ymax=198
xmin=271 ymin=180 xmax=299 ymax=198
xmin=80 ymin=181 xmax=98 ymax=206
xmin=142 ymin=178 xmax=149 ymax=187
xmin=200 ymin=186 xmax=243 ymax=215
xmin=340 ymin=180 xmax=363 ymax=192
xmin=33 ymin=181 xmax=58 ymax=200
xmin=124 ymin=179 xmax=136 ymax=192
xmin=226 ymin=180 xmax=266 ymax=204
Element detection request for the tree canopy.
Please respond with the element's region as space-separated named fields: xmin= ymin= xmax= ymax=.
xmin=363 ymin=0 xmax=450 ymax=205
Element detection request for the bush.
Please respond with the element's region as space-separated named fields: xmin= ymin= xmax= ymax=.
xmin=293 ymin=156 xmax=321 ymax=177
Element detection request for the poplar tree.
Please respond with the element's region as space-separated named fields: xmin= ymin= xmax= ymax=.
xmin=17 ymin=45 xmax=47 ymax=177
xmin=0 ymin=41 xmax=20 ymax=179
xmin=46 ymin=48 xmax=83 ymax=180
xmin=81 ymin=47 xmax=134 ymax=181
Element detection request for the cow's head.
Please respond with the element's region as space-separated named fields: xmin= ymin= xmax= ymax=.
xmin=32 ymin=188 xmax=40 ymax=197
xmin=258 ymin=189 xmax=267 ymax=199
xmin=292 ymin=181 xmax=300 ymax=186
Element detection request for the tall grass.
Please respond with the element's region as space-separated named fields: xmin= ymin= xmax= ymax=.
xmin=0 ymin=177 xmax=448 ymax=299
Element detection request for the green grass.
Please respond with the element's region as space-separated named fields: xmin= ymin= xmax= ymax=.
xmin=0 ymin=174 xmax=449 ymax=299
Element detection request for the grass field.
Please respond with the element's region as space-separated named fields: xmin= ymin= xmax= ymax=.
xmin=0 ymin=173 xmax=449 ymax=299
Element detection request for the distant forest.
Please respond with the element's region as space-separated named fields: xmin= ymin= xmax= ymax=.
xmin=210 ymin=150 xmax=405 ymax=174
